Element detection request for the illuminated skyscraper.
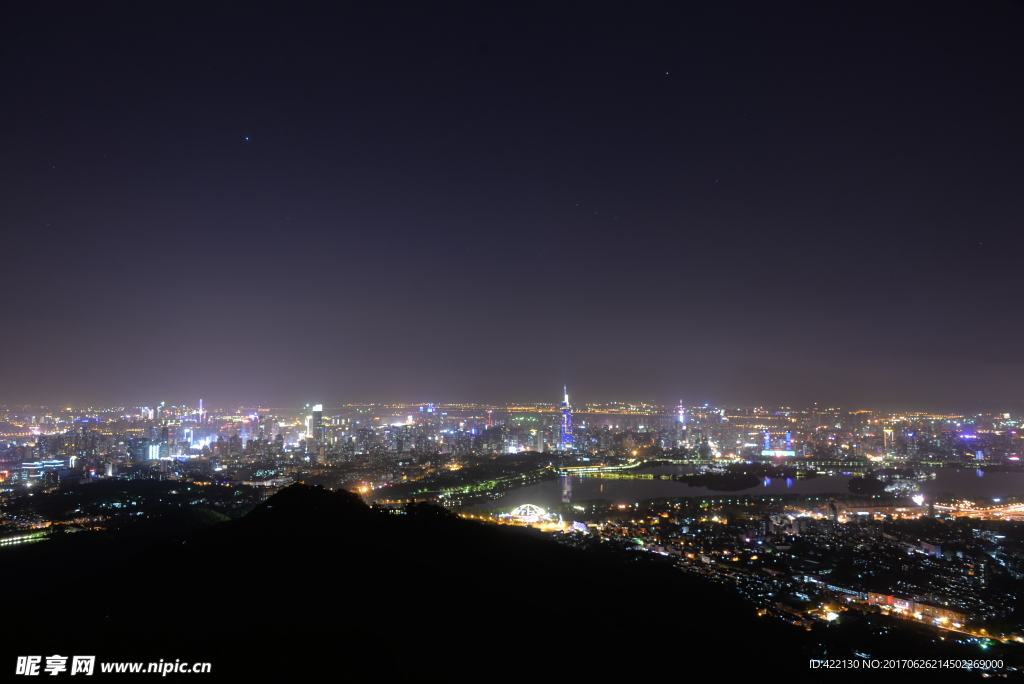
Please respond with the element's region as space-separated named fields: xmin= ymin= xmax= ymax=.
xmin=309 ymin=404 xmax=324 ymax=463
xmin=677 ymin=401 xmax=687 ymax=448
xmin=311 ymin=404 xmax=324 ymax=444
xmin=560 ymin=387 xmax=573 ymax=450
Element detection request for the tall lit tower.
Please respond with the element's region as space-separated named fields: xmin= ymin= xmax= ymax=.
xmin=560 ymin=387 xmax=573 ymax=450
xmin=311 ymin=404 xmax=324 ymax=444
xmin=677 ymin=401 xmax=687 ymax=449
xmin=307 ymin=404 xmax=324 ymax=463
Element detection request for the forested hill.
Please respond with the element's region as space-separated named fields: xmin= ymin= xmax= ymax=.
xmin=6 ymin=484 xmax=977 ymax=680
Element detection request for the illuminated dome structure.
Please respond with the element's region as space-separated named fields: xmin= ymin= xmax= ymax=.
xmin=497 ymin=504 xmax=564 ymax=529
xmin=508 ymin=504 xmax=547 ymax=523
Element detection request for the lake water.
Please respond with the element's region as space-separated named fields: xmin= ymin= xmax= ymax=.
xmin=480 ymin=465 xmax=1024 ymax=510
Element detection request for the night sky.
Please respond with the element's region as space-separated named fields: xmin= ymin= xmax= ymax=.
xmin=3 ymin=2 xmax=1022 ymax=411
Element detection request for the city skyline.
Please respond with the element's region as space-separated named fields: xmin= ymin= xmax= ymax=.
xmin=2 ymin=4 xmax=1022 ymax=412
xmin=4 ymin=355 xmax=1024 ymax=674
xmin=3 ymin=392 xmax=1024 ymax=416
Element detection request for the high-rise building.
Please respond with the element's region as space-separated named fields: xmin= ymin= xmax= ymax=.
xmin=560 ymin=387 xmax=573 ymax=450
xmin=309 ymin=403 xmax=321 ymax=446
xmin=310 ymin=404 xmax=324 ymax=457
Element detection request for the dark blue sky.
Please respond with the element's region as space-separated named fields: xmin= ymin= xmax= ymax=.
xmin=2 ymin=2 xmax=1022 ymax=411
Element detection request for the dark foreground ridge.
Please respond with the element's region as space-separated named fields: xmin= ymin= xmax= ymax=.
xmin=2 ymin=484 xmax=998 ymax=680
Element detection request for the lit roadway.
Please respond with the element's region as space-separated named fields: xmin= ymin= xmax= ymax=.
xmin=932 ymin=502 xmax=1024 ymax=520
